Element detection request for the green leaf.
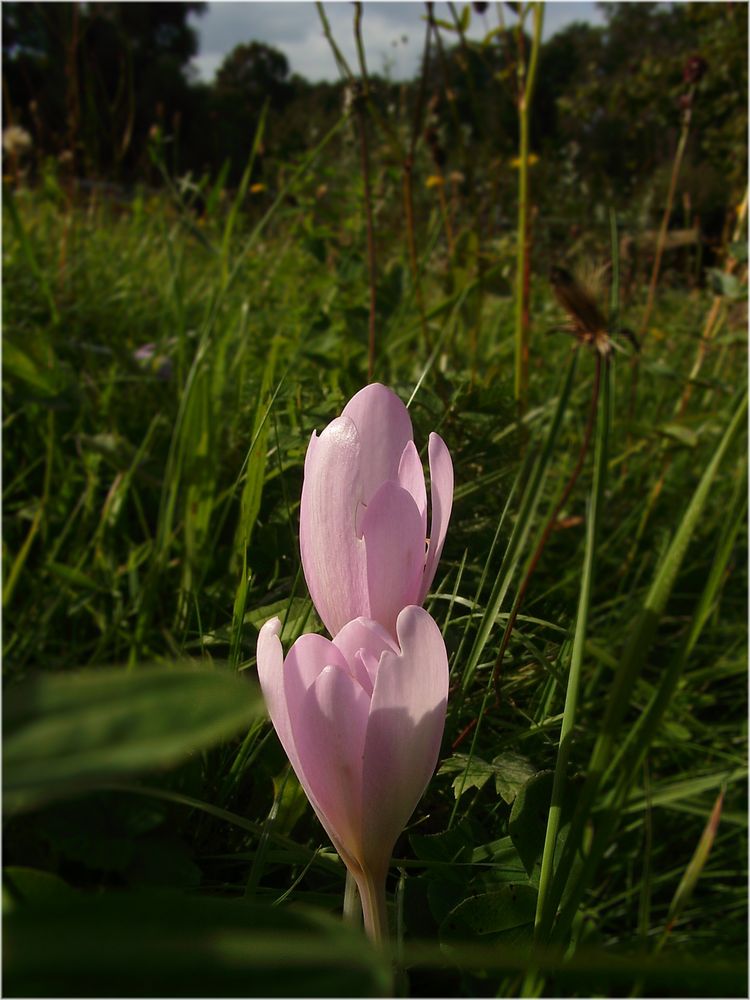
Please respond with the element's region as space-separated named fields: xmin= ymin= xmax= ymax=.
xmin=3 ymin=867 xmax=75 ymax=914
xmin=706 ymin=268 xmax=744 ymax=300
xmin=4 ymin=890 xmax=391 ymax=997
xmin=245 ymin=597 xmax=321 ymax=644
xmin=656 ymin=422 xmax=699 ymax=448
xmin=492 ymin=752 xmax=537 ymax=803
xmin=409 ymin=825 xmax=473 ymax=869
xmin=440 ymin=884 xmax=537 ymax=947
xmin=4 ymin=665 xmax=264 ymax=813
xmin=509 ymin=771 xmax=554 ymax=875
xmin=439 ymin=752 xmax=535 ymax=803
xmin=3 ymin=337 xmax=70 ymax=399
xmin=439 ymin=754 xmax=494 ymax=797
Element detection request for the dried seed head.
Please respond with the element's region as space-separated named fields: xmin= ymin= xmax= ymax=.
xmin=683 ymin=54 xmax=708 ymax=85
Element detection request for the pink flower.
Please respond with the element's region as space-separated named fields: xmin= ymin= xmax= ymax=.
xmin=300 ymin=383 xmax=454 ymax=638
xmin=256 ymin=605 xmax=449 ymax=942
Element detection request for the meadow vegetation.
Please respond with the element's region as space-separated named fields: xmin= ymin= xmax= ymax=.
xmin=2 ymin=2 xmax=748 ymax=996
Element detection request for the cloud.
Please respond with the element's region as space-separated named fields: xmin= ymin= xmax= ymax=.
xmin=189 ymin=2 xmax=605 ymax=83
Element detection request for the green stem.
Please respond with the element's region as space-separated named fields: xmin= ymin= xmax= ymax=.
xmin=355 ymin=869 xmax=389 ymax=946
xmin=534 ymin=355 xmax=610 ymax=935
xmin=513 ymin=2 xmax=544 ymax=421
xmin=343 ymin=870 xmax=362 ymax=926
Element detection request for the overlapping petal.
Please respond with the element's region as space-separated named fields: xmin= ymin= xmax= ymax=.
xmin=360 ymin=606 xmax=449 ymax=873
xmin=361 ymin=481 xmax=425 ymax=637
xmin=299 ymin=415 xmax=367 ymax=636
xmin=299 ymin=384 xmax=454 ymax=637
xmin=256 ymin=609 xmax=449 ymax=887
xmin=341 ymin=383 xmax=413 ymax=503
xmin=420 ymin=432 xmax=454 ymax=602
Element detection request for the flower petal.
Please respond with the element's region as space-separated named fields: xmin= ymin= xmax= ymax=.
xmin=333 ymin=617 xmax=399 ymax=691
xmin=256 ymin=618 xmax=296 ymax=764
xmin=360 ymin=606 xmax=449 ymax=873
xmin=299 ymin=415 xmax=367 ymax=636
xmin=293 ymin=664 xmax=371 ymax=866
xmin=284 ymin=633 xmax=349 ymax=703
xmin=361 ymin=482 xmax=425 ymax=637
xmin=398 ymin=440 xmax=428 ymax=537
xmin=342 ymin=384 xmax=413 ymax=505
xmin=420 ymin=433 xmax=454 ymax=602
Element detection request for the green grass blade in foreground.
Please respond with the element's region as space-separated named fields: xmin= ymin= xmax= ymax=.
xmin=400 ymin=939 xmax=745 ymax=997
xmin=5 ymin=890 xmax=390 ymax=998
xmin=660 ymin=787 xmax=725 ymax=944
xmin=230 ymin=343 xmax=281 ymax=668
xmin=546 ymin=466 xmax=746 ymax=947
xmin=459 ymin=351 xmax=579 ymax=694
xmin=4 ymin=188 xmax=59 ymax=324
xmin=540 ymin=389 xmax=748 ymax=942
xmin=3 ymin=666 xmax=264 ymax=813
xmin=220 ymin=99 xmax=270 ymax=289
xmin=534 ymin=357 xmax=611 ymax=934
xmin=607 ymin=453 xmax=747 ymax=788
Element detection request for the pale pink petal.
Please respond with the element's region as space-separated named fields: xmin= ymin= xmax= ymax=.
xmin=332 ymin=617 xmax=398 ymax=695
xmin=257 ymin=619 xmax=298 ymax=768
xmin=361 ymin=482 xmax=425 ymax=637
xmin=398 ymin=440 xmax=428 ymax=537
xmin=293 ymin=665 xmax=371 ymax=866
xmin=360 ymin=606 xmax=449 ymax=873
xmin=342 ymin=384 xmax=413 ymax=505
xmin=299 ymin=415 xmax=367 ymax=636
xmin=258 ymin=625 xmax=362 ymax=872
xmin=332 ymin=617 xmax=398 ymax=668
xmin=350 ymin=651 xmax=374 ymax=696
xmin=284 ymin=633 xmax=349 ymax=703
xmin=303 ymin=429 xmax=318 ymax=476
xmin=420 ymin=433 xmax=454 ymax=602
xmin=333 ymin=618 xmax=398 ymax=694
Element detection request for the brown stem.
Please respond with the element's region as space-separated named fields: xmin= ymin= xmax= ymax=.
xmin=353 ymin=4 xmax=377 ymax=381
xmin=629 ymin=86 xmax=695 ymax=420
xmin=401 ymin=7 xmax=433 ymax=353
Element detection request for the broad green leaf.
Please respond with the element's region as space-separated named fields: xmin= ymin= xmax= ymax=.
xmin=409 ymin=825 xmax=473 ymax=868
xmin=439 ymin=753 xmax=494 ymax=797
xmin=4 ymin=665 xmax=264 ymax=813
xmin=3 ymin=867 xmax=75 ymax=914
xmin=4 ymin=890 xmax=391 ymax=997
xmin=440 ymin=752 xmax=536 ymax=803
xmin=440 ymin=884 xmax=537 ymax=947
xmin=492 ymin=752 xmax=537 ymax=803
xmin=706 ymin=268 xmax=744 ymax=300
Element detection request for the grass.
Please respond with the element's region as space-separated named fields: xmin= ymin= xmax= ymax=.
xmin=2 ymin=141 xmax=747 ymax=998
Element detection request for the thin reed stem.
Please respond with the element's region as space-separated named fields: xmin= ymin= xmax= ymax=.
xmin=629 ymin=83 xmax=696 ymax=418
xmin=402 ymin=6 xmax=433 ymax=352
xmin=638 ymin=86 xmax=695 ymax=345
xmin=353 ymin=4 xmax=377 ymax=380
xmin=513 ymin=2 xmax=544 ymax=424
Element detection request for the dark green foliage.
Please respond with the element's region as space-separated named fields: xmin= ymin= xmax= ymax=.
xmin=2 ymin=3 xmax=747 ymax=994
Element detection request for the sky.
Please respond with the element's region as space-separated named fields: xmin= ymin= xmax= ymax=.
xmin=188 ymin=2 xmax=606 ymax=83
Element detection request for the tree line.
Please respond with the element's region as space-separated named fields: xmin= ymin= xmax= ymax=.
xmin=2 ymin=2 xmax=747 ymax=231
